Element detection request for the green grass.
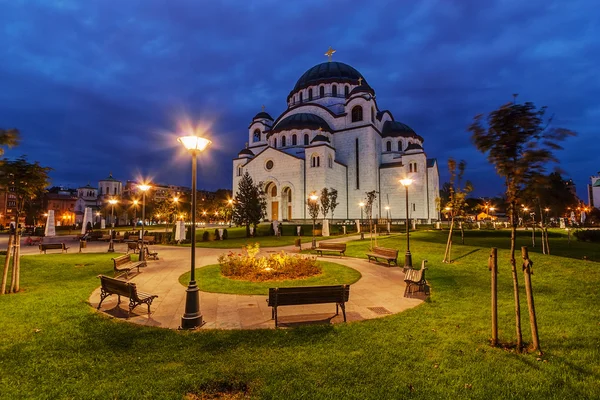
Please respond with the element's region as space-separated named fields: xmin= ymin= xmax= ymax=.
xmin=0 ymin=234 xmax=599 ymax=399
xmin=179 ymin=262 xmax=362 ymax=295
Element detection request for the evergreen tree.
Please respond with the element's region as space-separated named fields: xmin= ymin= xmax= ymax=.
xmin=469 ymin=99 xmax=575 ymax=351
xmin=232 ymin=172 xmax=266 ymax=237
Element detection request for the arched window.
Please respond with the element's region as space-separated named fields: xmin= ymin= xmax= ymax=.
xmin=304 ymin=134 xmax=309 ymax=146
xmin=292 ymin=134 xmax=297 ymax=145
xmin=414 ymin=162 xmax=418 ymax=173
xmin=351 ymin=105 xmax=363 ymax=122
xmin=409 ymin=163 xmax=413 ymax=173
xmin=398 ymin=141 xmax=402 ymax=151
xmin=308 ymin=88 xmax=313 ymax=101
xmin=253 ymin=129 xmax=260 ymax=142
xmin=311 ymin=155 xmax=320 ymax=168
xmin=371 ymin=107 xmax=375 ymax=122
xmin=328 ymin=154 xmax=333 ymax=168
xmin=271 ymin=186 xmax=277 ymax=197
xmin=273 ymin=138 xmax=277 ymax=148
xmin=106 ymin=187 xmax=109 ymax=195
xmin=299 ymin=92 xmax=303 ymax=103
xmin=320 ymin=86 xmax=325 ymax=98
xmin=282 ymin=136 xmax=286 ymax=147
xmin=332 ymin=85 xmax=337 ymax=97
xmin=386 ymin=141 xmax=391 ymax=152
xmin=237 ymin=166 xmax=243 ymax=176
xmin=345 ymin=85 xmax=349 ymax=97
xmin=114 ymin=187 xmax=117 ymax=195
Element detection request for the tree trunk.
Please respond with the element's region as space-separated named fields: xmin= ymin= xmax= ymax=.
xmin=460 ymin=221 xmax=465 ymax=244
xmin=510 ymin=203 xmax=523 ymax=351
xmin=544 ymin=228 xmax=550 ymax=255
xmin=1 ymin=234 xmax=13 ymax=295
xmin=369 ymin=219 xmax=373 ymax=251
xmin=489 ymin=247 xmax=498 ymax=346
xmin=522 ymin=246 xmax=542 ymax=354
xmin=13 ymin=230 xmax=21 ymax=293
xmin=443 ymin=216 xmax=455 ymax=263
xmin=246 ymin=223 xmax=250 ymax=238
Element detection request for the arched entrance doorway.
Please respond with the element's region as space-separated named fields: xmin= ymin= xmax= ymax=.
xmin=281 ymin=187 xmax=292 ymax=220
xmin=265 ymin=182 xmax=278 ymax=221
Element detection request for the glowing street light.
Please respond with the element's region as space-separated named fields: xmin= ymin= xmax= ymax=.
xmin=178 ymin=134 xmax=211 ymax=330
xmin=399 ymin=178 xmax=413 ymax=271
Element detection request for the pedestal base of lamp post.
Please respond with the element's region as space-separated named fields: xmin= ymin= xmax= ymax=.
xmin=180 ymin=282 xmax=203 ymax=330
xmin=403 ymin=251 xmax=413 ymax=272
xmin=107 ymin=240 xmax=115 ymax=253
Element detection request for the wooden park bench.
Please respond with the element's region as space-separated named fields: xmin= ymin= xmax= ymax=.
xmin=99 ymin=234 xmax=112 ymax=242
xmin=96 ymin=275 xmax=158 ymax=318
xmin=126 ymin=241 xmax=140 ymax=254
xmin=267 ymin=285 xmax=350 ymax=327
xmin=404 ymin=260 xmax=428 ymax=296
xmin=143 ymin=247 xmax=159 ymax=260
xmin=315 ymin=242 xmax=346 ymax=257
xmin=39 ymin=243 xmax=69 ymax=254
xmin=142 ymin=235 xmax=156 ymax=245
xmin=112 ymin=254 xmax=146 ymax=279
xmin=26 ymin=236 xmax=43 ymax=246
xmin=366 ymin=246 xmax=399 ymax=266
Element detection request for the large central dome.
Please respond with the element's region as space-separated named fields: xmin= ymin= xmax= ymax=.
xmin=292 ymin=61 xmax=366 ymax=92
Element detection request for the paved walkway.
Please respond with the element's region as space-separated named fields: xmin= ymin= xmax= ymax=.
xmin=13 ymin=235 xmax=425 ymax=329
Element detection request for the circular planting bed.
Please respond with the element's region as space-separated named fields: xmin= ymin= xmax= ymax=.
xmin=179 ymin=261 xmax=361 ymax=295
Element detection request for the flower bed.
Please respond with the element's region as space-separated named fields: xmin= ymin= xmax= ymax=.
xmin=218 ymin=243 xmax=321 ymax=282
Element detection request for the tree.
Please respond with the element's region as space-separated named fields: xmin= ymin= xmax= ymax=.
xmin=469 ymin=100 xmax=575 ymax=352
xmin=319 ymin=187 xmax=331 ymax=219
xmin=1 ymin=157 xmax=51 ymax=294
xmin=364 ymin=190 xmax=378 ymax=249
xmin=442 ymin=159 xmax=473 ymax=263
xmin=328 ymin=188 xmax=339 ymax=219
xmin=232 ymin=172 xmax=266 ymax=237
xmin=0 ymin=129 xmax=20 ymax=154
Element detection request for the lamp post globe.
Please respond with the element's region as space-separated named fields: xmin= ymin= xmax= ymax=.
xmin=399 ymin=178 xmax=413 ymax=271
xmin=178 ymin=134 xmax=211 ymax=330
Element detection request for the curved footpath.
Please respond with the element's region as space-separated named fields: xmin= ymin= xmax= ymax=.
xmin=14 ymin=235 xmax=424 ymax=329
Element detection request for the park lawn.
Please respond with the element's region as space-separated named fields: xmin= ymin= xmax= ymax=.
xmin=179 ymin=262 xmax=362 ymax=295
xmin=0 ymin=238 xmax=599 ymax=399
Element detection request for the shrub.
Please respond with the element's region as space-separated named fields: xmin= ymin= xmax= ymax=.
xmin=218 ymin=243 xmax=321 ymax=282
xmin=574 ymin=229 xmax=600 ymax=242
xmin=223 ymin=229 xmax=228 ymax=240
xmin=215 ymin=229 xmax=220 ymax=240
xmin=269 ymin=223 xmax=275 ymax=236
xmin=202 ymin=231 xmax=210 ymax=241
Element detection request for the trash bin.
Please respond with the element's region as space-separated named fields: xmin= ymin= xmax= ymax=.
xmin=79 ymin=240 xmax=87 ymax=253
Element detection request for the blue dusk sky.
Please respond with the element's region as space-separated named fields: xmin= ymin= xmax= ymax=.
xmin=1 ymin=0 xmax=598 ymax=199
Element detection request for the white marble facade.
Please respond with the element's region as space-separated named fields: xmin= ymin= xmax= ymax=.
xmin=233 ymin=58 xmax=440 ymax=221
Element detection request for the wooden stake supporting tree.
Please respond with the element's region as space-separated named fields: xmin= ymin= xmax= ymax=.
xmin=489 ymin=247 xmax=498 ymax=346
xmin=1 ymin=234 xmax=14 ymax=295
xmin=521 ymin=246 xmax=542 ymax=354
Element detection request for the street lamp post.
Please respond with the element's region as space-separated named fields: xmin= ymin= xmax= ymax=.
xmin=108 ymin=199 xmax=118 ymax=252
xmin=385 ymin=205 xmax=390 ymax=233
xmin=228 ymin=199 xmax=234 ymax=227
xmin=400 ymin=178 xmax=413 ymax=271
xmin=359 ymin=202 xmax=365 ymax=238
xmin=138 ymin=184 xmax=151 ymax=261
xmin=178 ymin=134 xmax=211 ymax=330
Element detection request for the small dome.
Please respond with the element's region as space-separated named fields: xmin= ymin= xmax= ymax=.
xmin=291 ymin=61 xmax=366 ymax=94
xmin=270 ymin=113 xmax=332 ymax=135
xmin=405 ymin=143 xmax=423 ymax=152
xmin=382 ymin=121 xmax=424 ymax=142
xmin=253 ymin=111 xmax=273 ymax=121
xmin=310 ymin=134 xmax=330 ymax=144
xmin=348 ymin=84 xmax=375 ymax=97
xmin=238 ymin=148 xmax=254 ymax=157
xmin=99 ymin=173 xmax=119 ymax=182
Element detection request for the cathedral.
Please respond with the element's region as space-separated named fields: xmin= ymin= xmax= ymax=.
xmin=232 ymin=49 xmax=440 ymax=222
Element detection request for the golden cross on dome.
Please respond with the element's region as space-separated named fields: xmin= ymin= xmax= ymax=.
xmin=318 ymin=127 xmax=323 ymax=131
xmin=245 ymin=142 xmax=248 ymax=148
xmin=261 ymin=105 xmax=265 ymax=111
xmin=324 ymin=46 xmax=336 ymax=62
xmin=358 ymin=77 xmax=363 ymax=85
